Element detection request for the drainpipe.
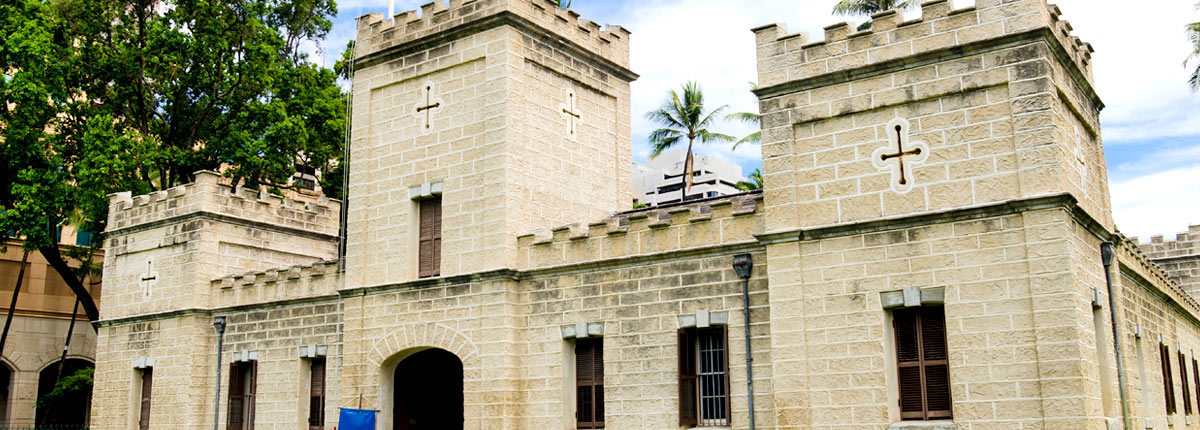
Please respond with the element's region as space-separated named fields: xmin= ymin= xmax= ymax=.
xmin=1101 ymin=242 xmax=1131 ymax=429
xmin=731 ymin=254 xmax=756 ymax=430
xmin=213 ymin=316 xmax=227 ymax=430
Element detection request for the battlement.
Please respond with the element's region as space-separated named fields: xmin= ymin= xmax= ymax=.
xmin=753 ymin=0 xmax=1094 ymax=89
xmin=1117 ymin=232 xmax=1200 ymax=312
xmin=212 ymin=259 xmax=341 ymax=308
xmin=106 ymin=170 xmax=341 ymax=238
xmin=1134 ymin=224 xmax=1200 ymax=259
xmin=355 ymin=0 xmax=631 ymax=68
xmin=516 ymin=193 xmax=763 ymax=270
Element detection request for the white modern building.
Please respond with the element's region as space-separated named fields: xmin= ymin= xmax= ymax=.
xmin=632 ymin=150 xmax=743 ymax=206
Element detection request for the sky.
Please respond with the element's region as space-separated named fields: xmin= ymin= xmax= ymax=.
xmin=314 ymin=0 xmax=1200 ymax=241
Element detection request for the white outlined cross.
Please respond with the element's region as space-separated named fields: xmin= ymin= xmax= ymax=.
xmin=412 ymin=80 xmax=443 ymax=135
xmin=559 ymin=88 xmax=582 ymax=141
xmin=871 ymin=118 xmax=930 ymax=194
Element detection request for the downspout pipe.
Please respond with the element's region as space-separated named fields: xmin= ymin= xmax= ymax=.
xmin=732 ymin=254 xmax=756 ymax=430
xmin=1101 ymin=242 xmax=1131 ymax=429
xmin=213 ymin=316 xmax=227 ymax=430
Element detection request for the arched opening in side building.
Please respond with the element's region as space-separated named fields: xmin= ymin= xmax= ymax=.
xmin=0 ymin=361 xmax=12 ymax=425
xmin=392 ymin=348 xmax=463 ymax=430
xmin=35 ymin=358 xmax=93 ymax=429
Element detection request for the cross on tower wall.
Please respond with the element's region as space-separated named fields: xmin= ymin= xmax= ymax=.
xmin=346 ymin=0 xmax=637 ymax=288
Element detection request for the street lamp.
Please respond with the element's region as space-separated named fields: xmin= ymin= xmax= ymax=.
xmin=213 ymin=316 xmax=227 ymax=430
xmin=731 ymin=254 xmax=755 ymax=429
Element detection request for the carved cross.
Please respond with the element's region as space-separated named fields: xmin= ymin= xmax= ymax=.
xmin=138 ymin=257 xmax=157 ymax=299
xmin=871 ymin=118 xmax=929 ymax=194
xmin=412 ymin=81 xmax=443 ymax=135
xmin=559 ymin=88 xmax=582 ymax=141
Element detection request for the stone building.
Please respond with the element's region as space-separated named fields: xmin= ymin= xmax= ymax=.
xmin=0 ymin=230 xmax=100 ymax=428
xmin=88 ymin=0 xmax=1200 ymax=429
xmin=633 ymin=150 xmax=745 ymax=206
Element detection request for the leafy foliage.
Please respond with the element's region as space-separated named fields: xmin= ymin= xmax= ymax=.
xmin=1188 ymin=4 xmax=1200 ymax=90
xmin=0 ymin=0 xmax=347 ymax=322
xmin=37 ymin=366 xmax=94 ymax=410
xmin=832 ymin=0 xmax=915 ymax=29
xmin=735 ymin=168 xmax=764 ymax=191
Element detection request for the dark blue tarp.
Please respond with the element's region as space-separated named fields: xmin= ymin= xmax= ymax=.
xmin=338 ymin=408 xmax=377 ymax=430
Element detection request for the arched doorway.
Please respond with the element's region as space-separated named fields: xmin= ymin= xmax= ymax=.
xmin=393 ymin=348 xmax=463 ymax=430
xmin=35 ymin=358 xmax=93 ymax=428
xmin=0 ymin=362 xmax=12 ymax=425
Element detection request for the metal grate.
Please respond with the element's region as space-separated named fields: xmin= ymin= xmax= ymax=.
xmin=697 ymin=329 xmax=728 ymax=426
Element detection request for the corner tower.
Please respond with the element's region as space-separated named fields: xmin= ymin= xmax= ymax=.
xmin=347 ymin=0 xmax=637 ymax=286
xmin=753 ymin=0 xmax=1119 ymax=428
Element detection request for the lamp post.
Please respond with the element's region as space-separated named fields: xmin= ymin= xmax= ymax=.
xmin=731 ymin=254 xmax=755 ymax=430
xmin=213 ymin=316 xmax=227 ymax=430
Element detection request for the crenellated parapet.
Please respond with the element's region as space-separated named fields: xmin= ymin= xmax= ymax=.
xmin=1135 ymin=224 xmax=1200 ymax=260
xmin=106 ymin=170 xmax=341 ymax=238
xmin=753 ymin=0 xmax=1094 ymax=90
xmin=516 ymin=193 xmax=764 ymax=271
xmin=1117 ymin=232 xmax=1200 ymax=312
xmin=1134 ymin=225 xmax=1200 ymax=299
xmin=355 ymin=0 xmax=631 ymax=69
xmin=212 ymin=259 xmax=341 ymax=308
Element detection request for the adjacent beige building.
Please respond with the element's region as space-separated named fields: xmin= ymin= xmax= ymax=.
xmin=88 ymin=0 xmax=1200 ymax=429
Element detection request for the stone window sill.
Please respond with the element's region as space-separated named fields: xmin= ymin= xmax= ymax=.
xmin=887 ymin=421 xmax=957 ymax=430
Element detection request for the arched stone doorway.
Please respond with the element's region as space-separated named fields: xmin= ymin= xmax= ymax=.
xmin=35 ymin=358 xmax=93 ymax=428
xmin=0 ymin=361 xmax=12 ymax=425
xmin=393 ymin=348 xmax=463 ymax=430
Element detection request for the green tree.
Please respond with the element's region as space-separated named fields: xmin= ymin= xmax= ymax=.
xmin=735 ymin=168 xmax=764 ymax=191
xmin=36 ymin=366 xmax=93 ymax=410
xmin=726 ymin=82 xmax=761 ymax=150
xmin=1188 ymin=4 xmax=1200 ymax=90
xmin=0 ymin=0 xmax=347 ymax=324
xmin=645 ymin=81 xmax=733 ymax=202
xmin=833 ymin=0 xmax=915 ymax=30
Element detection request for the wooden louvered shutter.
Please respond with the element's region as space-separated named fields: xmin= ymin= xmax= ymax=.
xmin=1182 ymin=351 xmax=1193 ymax=415
xmin=247 ymin=362 xmax=257 ymax=430
xmin=894 ymin=306 xmax=952 ymax=421
xmin=418 ymin=198 xmax=442 ymax=278
xmin=1162 ymin=343 xmax=1176 ymax=414
xmin=678 ymin=328 xmax=698 ymax=426
xmin=575 ymin=338 xmax=604 ymax=428
xmin=138 ymin=368 xmax=153 ymax=430
xmin=309 ymin=358 xmax=326 ymax=430
xmin=1193 ymin=358 xmax=1200 ymax=414
xmin=227 ymin=364 xmax=245 ymax=430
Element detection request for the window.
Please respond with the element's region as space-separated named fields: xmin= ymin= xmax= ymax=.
xmin=309 ymin=358 xmax=326 ymax=430
xmin=893 ymin=306 xmax=952 ymax=421
xmin=1182 ymin=350 xmax=1193 ymax=415
xmin=1161 ymin=342 xmax=1176 ymax=415
xmin=575 ymin=338 xmax=604 ymax=429
xmin=678 ymin=326 xmax=729 ymax=427
xmin=138 ymin=368 xmax=153 ymax=430
xmin=418 ymin=198 xmax=442 ymax=278
xmin=75 ymin=230 xmax=93 ymax=247
xmin=227 ymin=361 xmax=257 ymax=430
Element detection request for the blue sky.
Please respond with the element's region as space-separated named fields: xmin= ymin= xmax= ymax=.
xmin=316 ymin=0 xmax=1200 ymax=240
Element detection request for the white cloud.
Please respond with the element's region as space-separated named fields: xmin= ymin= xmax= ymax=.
xmin=325 ymin=0 xmax=1200 ymax=233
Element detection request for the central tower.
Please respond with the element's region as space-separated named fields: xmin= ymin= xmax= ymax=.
xmin=347 ymin=0 xmax=637 ymax=286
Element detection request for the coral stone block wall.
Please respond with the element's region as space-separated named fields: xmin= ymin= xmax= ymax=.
xmin=1137 ymin=225 xmax=1200 ymax=299
xmin=346 ymin=0 xmax=636 ymax=287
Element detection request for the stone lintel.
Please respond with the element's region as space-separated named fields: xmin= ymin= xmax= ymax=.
xmin=881 ymin=286 xmax=945 ymax=310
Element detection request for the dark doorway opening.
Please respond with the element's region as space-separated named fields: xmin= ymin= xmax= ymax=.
xmin=35 ymin=358 xmax=93 ymax=428
xmin=393 ymin=348 xmax=463 ymax=430
xmin=0 ymin=362 xmax=11 ymax=425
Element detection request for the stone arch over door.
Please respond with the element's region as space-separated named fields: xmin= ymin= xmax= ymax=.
xmin=370 ymin=324 xmax=479 ymax=430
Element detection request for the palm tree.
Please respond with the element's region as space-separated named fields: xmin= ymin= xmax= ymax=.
xmin=725 ymin=82 xmax=761 ymax=150
xmin=1188 ymin=5 xmax=1200 ymax=90
xmin=646 ymin=81 xmax=733 ymax=202
xmin=735 ymin=168 xmax=764 ymax=191
xmin=833 ymin=0 xmax=916 ymax=30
